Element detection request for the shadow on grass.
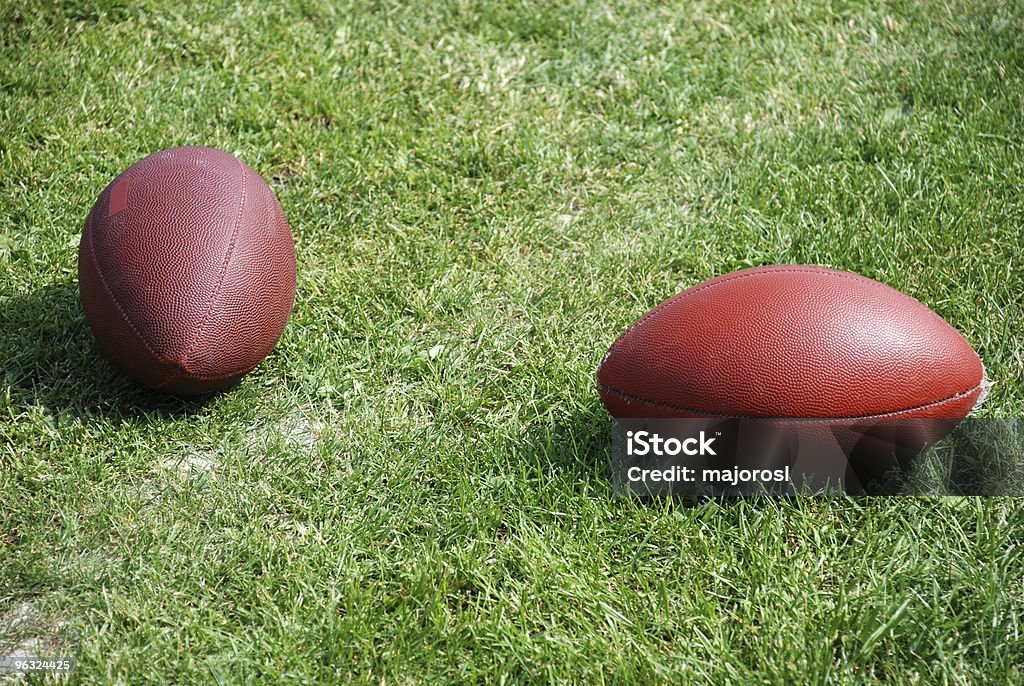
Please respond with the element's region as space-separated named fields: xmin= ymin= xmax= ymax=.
xmin=0 ymin=280 xmax=211 ymax=424
xmin=518 ymin=408 xmax=1023 ymax=500
xmin=508 ymin=407 xmax=660 ymax=506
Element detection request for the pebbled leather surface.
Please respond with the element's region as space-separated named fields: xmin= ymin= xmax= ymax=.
xmin=79 ymin=146 xmax=296 ymax=394
xmin=598 ymin=265 xmax=984 ymax=420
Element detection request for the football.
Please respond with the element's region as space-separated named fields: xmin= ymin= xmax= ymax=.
xmin=79 ymin=146 xmax=297 ymax=395
xmin=598 ymin=265 xmax=985 ymax=422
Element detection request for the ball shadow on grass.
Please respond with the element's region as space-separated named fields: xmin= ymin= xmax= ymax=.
xmin=508 ymin=408 xmax=617 ymax=494
xmin=0 ymin=280 xmax=213 ymax=424
xmin=566 ymin=413 xmax=1012 ymax=500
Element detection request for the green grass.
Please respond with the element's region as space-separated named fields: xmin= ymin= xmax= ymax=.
xmin=1 ymin=0 xmax=1023 ymax=682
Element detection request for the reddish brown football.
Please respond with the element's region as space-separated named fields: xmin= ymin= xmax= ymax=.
xmin=598 ymin=265 xmax=985 ymax=420
xmin=79 ymin=146 xmax=296 ymax=394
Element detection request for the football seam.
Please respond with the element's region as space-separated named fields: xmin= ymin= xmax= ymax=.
xmin=612 ymin=266 xmax=941 ymax=353
xmin=152 ymin=362 xmax=260 ymax=391
xmin=84 ymin=204 xmax=172 ymax=370
xmin=596 ymin=380 xmax=985 ymax=421
xmin=176 ymin=155 xmax=248 ymax=377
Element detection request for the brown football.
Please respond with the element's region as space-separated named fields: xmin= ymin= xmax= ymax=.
xmin=598 ymin=265 xmax=985 ymax=421
xmin=79 ymin=146 xmax=296 ymax=394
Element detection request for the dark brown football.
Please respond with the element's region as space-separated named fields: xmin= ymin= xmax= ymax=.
xmin=79 ymin=146 xmax=296 ymax=395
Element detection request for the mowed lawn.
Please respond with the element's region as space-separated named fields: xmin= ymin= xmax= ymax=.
xmin=1 ymin=0 xmax=1022 ymax=683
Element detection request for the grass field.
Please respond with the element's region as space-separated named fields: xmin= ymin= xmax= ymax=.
xmin=1 ymin=0 xmax=1023 ymax=682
